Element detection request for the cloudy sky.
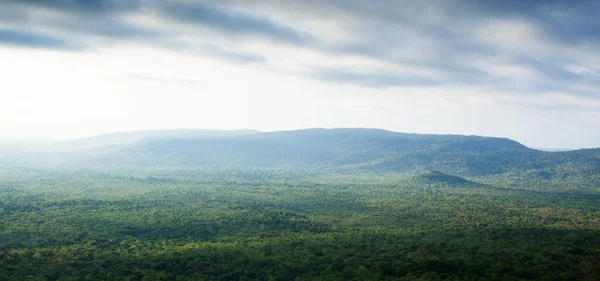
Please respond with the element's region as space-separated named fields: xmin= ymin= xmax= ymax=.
xmin=1 ymin=0 xmax=599 ymax=148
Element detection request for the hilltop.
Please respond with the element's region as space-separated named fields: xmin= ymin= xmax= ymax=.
xmin=411 ymin=171 xmax=488 ymax=188
xmin=73 ymin=128 xmax=600 ymax=181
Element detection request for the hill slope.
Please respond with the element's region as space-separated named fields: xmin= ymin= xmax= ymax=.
xmin=412 ymin=171 xmax=488 ymax=187
xmin=90 ymin=128 xmax=600 ymax=179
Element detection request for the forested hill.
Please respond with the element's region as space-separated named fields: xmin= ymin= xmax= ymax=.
xmin=88 ymin=128 xmax=600 ymax=179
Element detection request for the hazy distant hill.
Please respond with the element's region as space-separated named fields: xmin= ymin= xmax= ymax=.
xmin=89 ymin=128 xmax=600 ymax=180
xmin=3 ymin=128 xmax=598 ymax=182
xmin=58 ymin=129 xmax=259 ymax=151
xmin=100 ymin=128 xmax=527 ymax=167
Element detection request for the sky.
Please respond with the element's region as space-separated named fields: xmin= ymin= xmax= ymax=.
xmin=1 ymin=0 xmax=599 ymax=148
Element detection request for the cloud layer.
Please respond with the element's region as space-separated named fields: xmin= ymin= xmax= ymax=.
xmin=2 ymin=0 xmax=599 ymax=93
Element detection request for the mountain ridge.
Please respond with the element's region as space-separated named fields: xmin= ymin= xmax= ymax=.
xmin=3 ymin=128 xmax=599 ymax=183
xmin=85 ymin=128 xmax=600 ymax=181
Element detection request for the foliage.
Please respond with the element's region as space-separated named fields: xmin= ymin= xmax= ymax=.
xmin=1 ymin=167 xmax=599 ymax=280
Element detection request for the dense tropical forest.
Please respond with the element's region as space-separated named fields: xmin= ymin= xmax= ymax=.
xmin=1 ymin=129 xmax=599 ymax=280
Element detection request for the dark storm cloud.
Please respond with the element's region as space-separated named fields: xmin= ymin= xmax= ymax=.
xmin=156 ymin=1 xmax=313 ymax=45
xmin=0 ymin=28 xmax=75 ymax=49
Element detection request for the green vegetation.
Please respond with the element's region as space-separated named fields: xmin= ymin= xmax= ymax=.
xmin=1 ymin=167 xmax=599 ymax=280
xmin=411 ymin=171 xmax=488 ymax=188
xmin=0 ymin=129 xmax=599 ymax=280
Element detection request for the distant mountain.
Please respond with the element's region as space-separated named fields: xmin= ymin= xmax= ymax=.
xmin=56 ymin=129 xmax=259 ymax=151
xmin=98 ymin=128 xmax=526 ymax=167
xmin=4 ymin=128 xmax=598 ymax=181
xmin=89 ymin=128 xmax=600 ymax=180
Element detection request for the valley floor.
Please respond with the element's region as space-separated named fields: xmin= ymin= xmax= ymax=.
xmin=0 ymin=167 xmax=599 ymax=280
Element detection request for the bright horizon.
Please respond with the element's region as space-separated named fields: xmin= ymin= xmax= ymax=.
xmin=2 ymin=1 xmax=600 ymax=149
